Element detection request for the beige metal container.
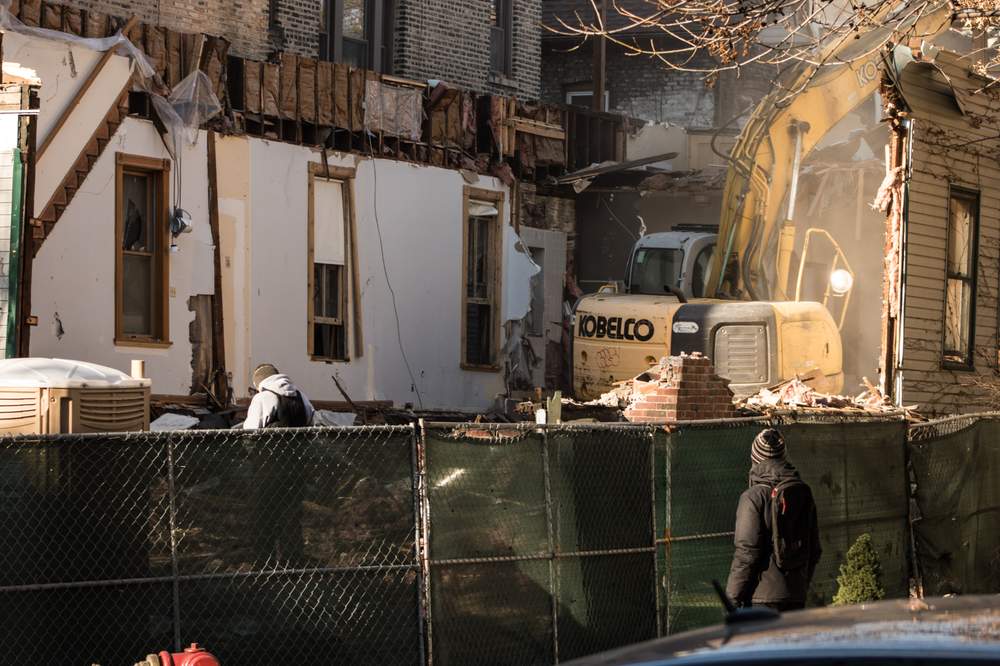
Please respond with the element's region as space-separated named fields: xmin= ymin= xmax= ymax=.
xmin=0 ymin=358 xmax=151 ymax=434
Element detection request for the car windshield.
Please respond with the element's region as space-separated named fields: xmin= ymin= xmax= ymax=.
xmin=630 ymin=248 xmax=683 ymax=294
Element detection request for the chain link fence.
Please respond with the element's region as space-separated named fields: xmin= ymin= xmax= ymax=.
xmin=0 ymin=414 xmax=994 ymax=664
xmin=907 ymin=414 xmax=1000 ymax=598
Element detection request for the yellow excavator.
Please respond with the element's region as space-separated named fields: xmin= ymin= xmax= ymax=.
xmin=572 ymin=3 xmax=953 ymax=401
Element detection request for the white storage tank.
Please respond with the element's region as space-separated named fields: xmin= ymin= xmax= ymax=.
xmin=0 ymin=358 xmax=151 ymax=434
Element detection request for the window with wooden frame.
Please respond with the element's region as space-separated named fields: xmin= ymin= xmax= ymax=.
xmin=943 ymin=187 xmax=979 ymax=369
xmin=115 ymin=153 xmax=170 ymax=346
xmin=462 ymin=187 xmax=503 ymax=370
xmin=309 ymin=163 xmax=362 ymax=361
xmin=320 ymin=0 xmax=394 ymax=72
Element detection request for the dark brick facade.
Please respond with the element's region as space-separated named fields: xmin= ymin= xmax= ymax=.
xmin=393 ymin=0 xmax=541 ymax=99
xmin=54 ymin=0 xmax=543 ymax=98
xmin=53 ymin=0 xmax=274 ymax=58
xmin=270 ymin=0 xmax=323 ymax=57
xmin=541 ymin=38 xmax=719 ymax=128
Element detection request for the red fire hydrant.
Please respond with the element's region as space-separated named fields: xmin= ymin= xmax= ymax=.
xmin=136 ymin=643 xmax=220 ymax=666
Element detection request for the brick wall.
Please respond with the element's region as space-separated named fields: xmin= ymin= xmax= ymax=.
xmin=394 ymin=0 xmax=541 ymax=99
xmin=270 ymin=0 xmax=323 ymax=57
xmin=541 ymin=38 xmax=780 ymax=129
xmin=541 ymin=39 xmax=717 ymax=128
xmin=54 ymin=0 xmax=274 ymax=59
xmin=624 ymin=353 xmax=736 ymax=423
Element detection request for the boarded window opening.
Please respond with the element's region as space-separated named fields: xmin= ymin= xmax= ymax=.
xmin=308 ymin=164 xmax=358 ymax=361
xmin=943 ymin=188 xmax=979 ymax=368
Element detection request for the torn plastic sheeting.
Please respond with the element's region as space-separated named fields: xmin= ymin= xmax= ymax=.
xmin=502 ymin=224 xmax=541 ymax=323
xmin=364 ymin=79 xmax=423 ymax=141
xmin=155 ymin=69 xmax=223 ymax=149
xmin=0 ymin=0 xmax=222 ymax=147
xmin=0 ymin=1 xmax=156 ymax=80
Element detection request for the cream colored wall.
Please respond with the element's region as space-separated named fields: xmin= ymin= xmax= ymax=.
xmin=1 ymin=32 xmax=134 ymax=215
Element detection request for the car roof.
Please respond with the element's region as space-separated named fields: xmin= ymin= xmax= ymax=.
xmin=565 ymin=596 xmax=1000 ymax=665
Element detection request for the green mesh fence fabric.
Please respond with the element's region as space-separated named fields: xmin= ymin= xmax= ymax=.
xmin=908 ymin=416 xmax=1000 ymax=597
xmin=0 ymin=426 xmax=422 ymax=666
xmin=782 ymin=420 xmax=910 ymax=604
xmin=424 ymin=425 xmax=659 ymax=665
xmin=0 ymin=415 xmax=995 ymax=665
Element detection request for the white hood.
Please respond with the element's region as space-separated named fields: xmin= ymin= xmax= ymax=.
xmin=257 ymin=373 xmax=301 ymax=397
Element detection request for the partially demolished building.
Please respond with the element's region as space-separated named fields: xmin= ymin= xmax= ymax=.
xmin=0 ymin=0 xmax=617 ymax=410
xmin=882 ymin=49 xmax=1000 ymax=414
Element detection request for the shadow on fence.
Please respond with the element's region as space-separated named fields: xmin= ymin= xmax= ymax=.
xmin=0 ymin=414 xmax=994 ymax=664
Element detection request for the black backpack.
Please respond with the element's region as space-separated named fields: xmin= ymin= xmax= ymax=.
xmin=768 ymin=479 xmax=815 ymax=571
xmin=264 ymin=389 xmax=309 ymax=427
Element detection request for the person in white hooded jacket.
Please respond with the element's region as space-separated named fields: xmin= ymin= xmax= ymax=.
xmin=244 ymin=363 xmax=314 ymax=565
xmin=243 ymin=363 xmax=315 ymax=429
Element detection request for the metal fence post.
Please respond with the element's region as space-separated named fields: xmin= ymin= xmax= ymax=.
xmin=648 ymin=426 xmax=662 ymax=637
xmin=663 ymin=426 xmax=672 ymax=636
xmin=541 ymin=426 xmax=559 ymax=663
xmin=901 ymin=421 xmax=924 ymax=598
xmin=410 ymin=423 xmax=429 ymax=666
xmin=416 ymin=419 xmax=434 ymax=666
xmin=165 ymin=435 xmax=182 ymax=651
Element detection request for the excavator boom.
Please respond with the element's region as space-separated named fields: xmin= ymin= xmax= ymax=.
xmin=707 ymin=2 xmax=953 ymax=300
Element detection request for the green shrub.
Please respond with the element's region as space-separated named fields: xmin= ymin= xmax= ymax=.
xmin=832 ymin=533 xmax=885 ymax=606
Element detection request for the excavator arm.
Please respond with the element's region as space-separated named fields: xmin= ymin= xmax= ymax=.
xmin=707 ymin=2 xmax=953 ymax=301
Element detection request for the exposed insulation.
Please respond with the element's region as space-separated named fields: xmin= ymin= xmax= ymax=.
xmin=244 ymin=59 xmax=262 ymax=114
xmin=40 ymin=1 xmax=60 ymax=31
xmin=166 ymin=30 xmax=183 ymax=87
xmin=279 ymin=52 xmax=298 ymax=120
xmin=349 ymin=68 xmax=366 ymax=131
xmin=18 ymin=0 xmax=40 ymax=27
xmin=63 ymin=5 xmax=82 ymax=35
xmin=334 ymin=63 xmax=349 ymax=127
xmin=298 ymin=56 xmax=316 ymax=123
xmin=144 ymin=26 xmax=169 ymax=82
xmin=317 ymin=61 xmax=335 ymax=126
xmin=262 ymin=62 xmax=279 ymax=117
xmin=200 ymin=37 xmax=229 ymax=102
xmin=83 ymin=8 xmax=107 ymax=38
xmin=180 ymin=33 xmax=203 ymax=77
xmin=364 ymin=79 xmax=423 ymax=140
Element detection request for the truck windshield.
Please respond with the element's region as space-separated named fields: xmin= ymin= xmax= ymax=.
xmin=630 ymin=248 xmax=683 ymax=294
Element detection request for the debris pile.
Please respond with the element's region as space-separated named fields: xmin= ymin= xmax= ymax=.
xmin=738 ymin=376 xmax=915 ymax=416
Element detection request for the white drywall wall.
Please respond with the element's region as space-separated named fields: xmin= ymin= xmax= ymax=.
xmin=243 ymin=139 xmax=510 ymax=410
xmin=30 ymin=118 xmax=213 ymax=392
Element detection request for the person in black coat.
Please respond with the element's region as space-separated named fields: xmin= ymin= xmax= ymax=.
xmin=725 ymin=428 xmax=822 ymax=611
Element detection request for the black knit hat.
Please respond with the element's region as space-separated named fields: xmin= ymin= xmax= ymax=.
xmin=751 ymin=428 xmax=786 ymax=464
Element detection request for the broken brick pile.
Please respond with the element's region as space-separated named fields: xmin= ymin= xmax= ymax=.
xmin=624 ymin=353 xmax=737 ymax=423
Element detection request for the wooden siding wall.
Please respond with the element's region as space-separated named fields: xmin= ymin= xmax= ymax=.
xmin=898 ymin=53 xmax=1000 ymax=414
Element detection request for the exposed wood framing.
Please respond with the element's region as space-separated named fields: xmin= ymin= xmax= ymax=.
xmin=206 ymin=131 xmax=230 ymax=403
xmin=508 ymin=117 xmax=566 ymax=141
